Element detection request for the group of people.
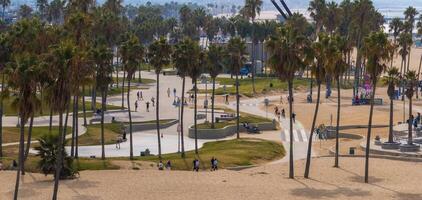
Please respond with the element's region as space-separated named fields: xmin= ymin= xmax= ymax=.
xmin=274 ymin=106 xmax=296 ymax=123
xmin=157 ymin=160 xmax=172 ymax=170
xmin=134 ymin=91 xmax=154 ymax=112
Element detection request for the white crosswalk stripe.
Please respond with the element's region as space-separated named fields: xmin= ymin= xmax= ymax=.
xmin=281 ymin=129 xmax=308 ymax=143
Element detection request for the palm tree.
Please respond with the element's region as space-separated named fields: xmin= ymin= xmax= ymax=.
xmin=0 ymin=33 xmax=10 ymax=158
xmin=323 ymin=2 xmax=342 ymax=35
xmin=389 ymin=18 xmax=403 ymax=68
xmin=227 ymin=37 xmax=247 ymax=139
xmin=304 ymin=33 xmax=328 ymax=178
xmin=148 ymin=37 xmax=172 ymax=160
xmin=120 ymin=33 xmax=144 ymax=160
xmin=398 ymin=33 xmax=412 ymax=75
xmin=173 ymin=38 xmax=200 ymax=157
xmin=327 ymin=35 xmax=347 ymax=168
xmin=8 ymin=54 xmax=39 ymax=200
xmin=0 ymin=0 xmax=10 ymax=20
xmin=207 ymin=44 xmax=225 ymax=128
xmin=266 ymin=26 xmax=307 ymax=179
xmin=362 ymin=31 xmax=393 ymax=183
xmin=417 ymin=15 xmax=422 ymax=98
xmin=91 ymin=43 xmax=113 ymax=160
xmin=18 ymin=4 xmax=33 ymax=19
xmin=241 ymin=0 xmax=263 ymax=94
xmin=404 ymin=7 xmax=419 ymax=70
xmin=383 ymin=67 xmax=400 ymax=147
xmin=308 ymin=0 xmax=327 ymax=36
xmin=404 ymin=71 xmax=418 ymax=147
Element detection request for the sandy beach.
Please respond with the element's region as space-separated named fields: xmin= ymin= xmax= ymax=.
xmin=1 ymin=157 xmax=421 ymax=200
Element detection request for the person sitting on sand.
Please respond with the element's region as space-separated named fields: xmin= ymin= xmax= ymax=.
xmin=158 ymin=161 xmax=164 ymax=170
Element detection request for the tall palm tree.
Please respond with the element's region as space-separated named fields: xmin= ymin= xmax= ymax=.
xmin=404 ymin=71 xmax=418 ymax=147
xmin=241 ymin=0 xmax=263 ymax=94
xmin=91 ymin=43 xmax=113 ymax=160
xmin=47 ymin=40 xmax=75 ymax=200
xmin=308 ymin=0 xmax=327 ymax=36
xmin=362 ymin=31 xmax=393 ymax=183
xmin=404 ymin=7 xmax=419 ymax=70
xmin=0 ymin=0 xmax=10 ymax=20
xmin=0 ymin=33 xmax=10 ymax=158
xmin=398 ymin=32 xmax=412 ymax=75
xmin=173 ymin=38 xmax=200 ymax=157
xmin=227 ymin=37 xmax=247 ymax=139
xmin=384 ymin=67 xmax=400 ymax=147
xmin=148 ymin=37 xmax=172 ymax=160
xmin=327 ymin=35 xmax=347 ymax=168
xmin=416 ymin=15 xmax=422 ymax=98
xmin=266 ymin=26 xmax=307 ymax=179
xmin=304 ymin=33 xmax=328 ymax=178
xmin=120 ymin=33 xmax=143 ymax=160
xmin=8 ymin=54 xmax=39 ymax=200
xmin=389 ymin=18 xmax=403 ymax=68
xmin=207 ymin=44 xmax=225 ymax=128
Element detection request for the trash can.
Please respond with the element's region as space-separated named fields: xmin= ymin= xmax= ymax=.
xmin=349 ymin=147 xmax=356 ymax=155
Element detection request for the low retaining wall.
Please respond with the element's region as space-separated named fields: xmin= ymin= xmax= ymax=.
xmin=188 ymin=121 xmax=277 ymax=139
xmin=118 ymin=119 xmax=178 ymax=132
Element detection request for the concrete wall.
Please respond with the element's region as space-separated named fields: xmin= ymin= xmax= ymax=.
xmin=120 ymin=119 xmax=178 ymax=132
xmin=188 ymin=121 xmax=277 ymax=139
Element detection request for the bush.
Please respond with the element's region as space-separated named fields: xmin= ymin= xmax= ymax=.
xmin=35 ymin=134 xmax=78 ymax=179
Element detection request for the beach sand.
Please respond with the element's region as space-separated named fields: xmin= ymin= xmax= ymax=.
xmin=1 ymin=157 xmax=421 ymax=200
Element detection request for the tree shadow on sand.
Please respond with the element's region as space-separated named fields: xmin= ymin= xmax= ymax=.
xmin=289 ymin=179 xmax=371 ymax=199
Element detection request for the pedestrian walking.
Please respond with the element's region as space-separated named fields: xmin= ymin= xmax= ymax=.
xmin=135 ymin=100 xmax=138 ymax=111
xmin=281 ymin=108 xmax=285 ymax=118
xmin=151 ymin=97 xmax=155 ymax=107
xmin=139 ymin=90 xmax=143 ymax=100
xmin=146 ymin=101 xmax=150 ymax=112
xmin=292 ymin=112 xmax=296 ymax=123
xmin=167 ymin=88 xmax=171 ymax=97
xmin=166 ymin=160 xmax=172 ymax=170
xmin=225 ymin=94 xmax=229 ymax=104
xmin=193 ymin=159 xmax=199 ymax=172
xmin=173 ymin=88 xmax=177 ymax=97
xmin=137 ymin=91 xmax=140 ymax=100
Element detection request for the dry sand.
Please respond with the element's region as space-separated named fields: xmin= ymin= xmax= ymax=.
xmin=1 ymin=157 xmax=421 ymax=200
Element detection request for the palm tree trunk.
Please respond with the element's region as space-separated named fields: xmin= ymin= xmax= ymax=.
xmin=180 ymin=77 xmax=186 ymax=158
xmin=24 ymin=114 xmax=34 ymax=162
xmin=334 ymin=76 xmax=341 ymax=168
xmin=156 ymin=73 xmax=162 ymax=159
xmin=71 ymin=96 xmax=76 ymax=157
xmin=52 ymin=112 xmax=64 ymax=200
xmin=121 ymin=70 xmax=126 ymax=109
xmin=101 ymin=90 xmax=106 ymax=160
xmin=127 ymin=78 xmax=134 ymax=160
xmin=304 ymin=81 xmax=321 ymax=178
xmin=407 ymin=48 xmax=411 ymax=72
xmin=251 ymin=41 xmax=256 ymax=94
xmin=388 ymin=97 xmax=394 ymax=143
xmin=288 ymin=79 xmax=294 ymax=179
xmin=49 ymin=109 xmax=53 ymax=133
xmin=74 ymin=95 xmax=79 ymax=158
xmin=194 ymin=80 xmax=198 ymax=154
xmin=138 ymin=65 xmax=142 ymax=82
xmin=408 ymin=95 xmax=413 ymax=145
xmin=116 ymin=63 xmax=119 ymax=88
xmin=82 ymin=85 xmax=87 ymax=126
xmin=211 ymin=77 xmax=216 ymax=128
xmin=13 ymin=115 xmax=25 ymax=200
xmin=236 ymin=74 xmax=240 ymax=139
xmin=0 ymin=72 xmax=4 ymax=158
xmin=364 ymin=81 xmax=377 ymax=183
xmin=417 ymin=55 xmax=422 ymax=99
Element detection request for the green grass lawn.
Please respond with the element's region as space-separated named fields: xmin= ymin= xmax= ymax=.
xmin=0 ymin=156 xmax=120 ymax=172
xmin=1 ymin=96 xmax=120 ymax=116
xmin=198 ymin=77 xmax=309 ymax=97
xmin=77 ymin=120 xmax=175 ymax=146
xmin=197 ymin=107 xmax=272 ymax=129
xmin=135 ymin=138 xmax=285 ymax=170
xmin=2 ymin=126 xmax=73 ymax=144
xmin=112 ymin=77 xmax=155 ymax=85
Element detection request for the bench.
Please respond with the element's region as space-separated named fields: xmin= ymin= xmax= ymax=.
xmin=352 ymin=98 xmax=383 ymax=105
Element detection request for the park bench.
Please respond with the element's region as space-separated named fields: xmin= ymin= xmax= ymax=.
xmin=352 ymin=98 xmax=383 ymax=105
